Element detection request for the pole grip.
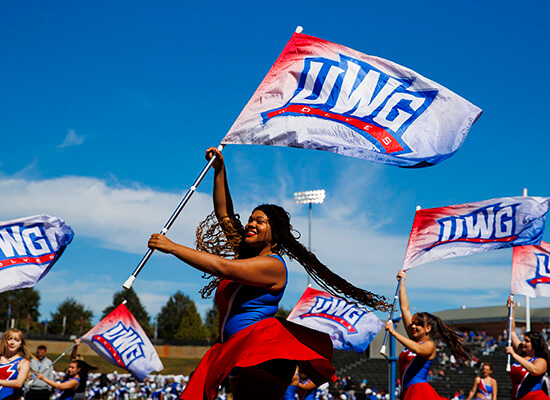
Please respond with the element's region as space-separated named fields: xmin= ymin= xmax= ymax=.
xmin=122 ymin=145 xmax=224 ymax=289
xmin=380 ymin=277 xmax=402 ymax=355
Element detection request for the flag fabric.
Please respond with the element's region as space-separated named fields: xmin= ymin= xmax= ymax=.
xmin=402 ymin=197 xmax=550 ymax=270
xmin=81 ymin=303 xmax=163 ymax=381
xmin=512 ymin=241 xmax=550 ymax=297
xmin=222 ymin=32 xmax=482 ymax=168
xmin=287 ymin=287 xmax=384 ymax=353
xmin=0 ymin=215 xmax=74 ymax=293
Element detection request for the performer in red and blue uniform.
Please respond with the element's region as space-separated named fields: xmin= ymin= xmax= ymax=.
xmin=148 ymin=147 xmax=390 ymax=400
xmin=0 ymin=329 xmax=31 ymax=400
xmin=385 ymin=271 xmax=471 ymax=400
xmin=506 ymin=297 xmax=550 ymax=400
xmin=466 ymin=363 xmax=497 ymax=400
xmin=36 ymin=360 xmax=82 ymax=400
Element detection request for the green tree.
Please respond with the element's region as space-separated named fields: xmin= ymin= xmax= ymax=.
xmin=204 ymin=301 xmax=219 ymax=341
xmin=275 ymin=305 xmax=291 ymax=319
xmin=102 ymin=288 xmax=153 ymax=336
xmin=0 ymin=288 xmax=41 ymax=333
xmin=157 ymin=291 xmax=194 ymax=340
xmin=49 ymin=298 xmax=93 ymax=335
xmin=175 ymin=300 xmax=207 ymax=340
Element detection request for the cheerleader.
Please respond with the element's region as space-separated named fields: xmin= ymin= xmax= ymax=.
xmin=148 ymin=147 xmax=389 ymax=400
xmin=506 ymin=296 xmax=550 ymax=400
xmin=466 ymin=362 xmax=497 ymax=400
xmin=0 ymin=329 xmax=30 ymax=400
xmin=385 ymin=271 xmax=471 ymax=400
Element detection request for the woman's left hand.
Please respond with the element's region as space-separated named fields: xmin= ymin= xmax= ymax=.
xmin=385 ymin=320 xmax=396 ymax=334
xmin=148 ymin=234 xmax=176 ymax=254
xmin=505 ymin=346 xmax=515 ymax=356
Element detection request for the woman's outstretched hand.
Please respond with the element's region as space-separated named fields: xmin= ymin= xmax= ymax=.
xmin=148 ymin=233 xmax=176 ymax=254
xmin=205 ymin=147 xmax=224 ymax=171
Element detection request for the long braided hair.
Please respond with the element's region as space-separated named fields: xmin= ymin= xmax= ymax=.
xmin=414 ymin=312 xmax=472 ymax=362
xmin=195 ymin=204 xmax=390 ymax=312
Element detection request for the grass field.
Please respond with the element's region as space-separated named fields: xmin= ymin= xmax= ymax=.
xmin=48 ymin=354 xmax=202 ymax=376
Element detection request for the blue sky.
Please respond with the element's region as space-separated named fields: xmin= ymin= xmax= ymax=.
xmin=1 ymin=0 xmax=549 ymax=325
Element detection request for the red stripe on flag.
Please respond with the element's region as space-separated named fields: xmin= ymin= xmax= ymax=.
xmin=265 ymin=105 xmax=404 ymax=153
xmin=428 ymin=236 xmax=519 ymax=250
xmin=300 ymin=312 xmax=357 ymax=333
xmin=92 ymin=335 xmax=126 ymax=368
xmin=0 ymin=253 xmax=56 ymax=270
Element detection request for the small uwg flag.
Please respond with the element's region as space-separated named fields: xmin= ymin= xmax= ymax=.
xmin=402 ymin=196 xmax=550 ymax=270
xmin=81 ymin=303 xmax=163 ymax=381
xmin=222 ymin=31 xmax=482 ymax=168
xmin=512 ymin=241 xmax=550 ymax=297
xmin=0 ymin=215 xmax=74 ymax=293
xmin=287 ymin=287 xmax=383 ymax=353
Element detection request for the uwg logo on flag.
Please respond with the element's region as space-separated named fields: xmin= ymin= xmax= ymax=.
xmin=287 ymin=287 xmax=383 ymax=353
xmin=222 ymin=32 xmax=482 ymax=167
xmin=512 ymin=241 xmax=550 ymax=297
xmin=81 ymin=303 xmax=163 ymax=381
xmin=0 ymin=215 xmax=74 ymax=293
xmin=403 ymin=197 xmax=550 ymax=270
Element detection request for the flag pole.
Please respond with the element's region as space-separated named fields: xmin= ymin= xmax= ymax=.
xmin=380 ymin=277 xmax=402 ymax=355
xmin=123 ymin=144 xmax=225 ymax=290
xmin=506 ymin=294 xmax=514 ymax=372
xmin=380 ymin=205 xmax=420 ymax=356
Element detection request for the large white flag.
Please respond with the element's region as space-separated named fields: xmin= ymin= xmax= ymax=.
xmin=402 ymin=197 xmax=550 ymax=270
xmin=81 ymin=303 xmax=163 ymax=381
xmin=512 ymin=241 xmax=550 ymax=297
xmin=222 ymin=31 xmax=482 ymax=168
xmin=287 ymin=287 xmax=383 ymax=353
xmin=0 ymin=215 xmax=74 ymax=293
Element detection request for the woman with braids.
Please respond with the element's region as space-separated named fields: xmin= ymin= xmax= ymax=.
xmin=148 ymin=147 xmax=389 ymax=400
xmin=384 ymin=270 xmax=471 ymax=400
xmin=506 ymin=296 xmax=550 ymax=400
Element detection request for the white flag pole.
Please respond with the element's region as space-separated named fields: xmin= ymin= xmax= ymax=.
xmin=123 ymin=144 xmax=225 ymax=290
xmin=506 ymin=295 xmax=514 ymax=372
xmin=523 ymin=188 xmax=532 ymax=332
xmin=380 ymin=205 xmax=421 ymax=355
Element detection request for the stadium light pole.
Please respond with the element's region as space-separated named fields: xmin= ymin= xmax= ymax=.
xmin=294 ymin=189 xmax=326 ymax=286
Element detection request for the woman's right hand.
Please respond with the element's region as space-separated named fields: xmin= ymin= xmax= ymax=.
xmin=507 ymin=296 xmax=515 ymax=309
xmin=397 ymin=270 xmax=406 ymax=281
xmin=205 ymin=147 xmax=224 ymax=171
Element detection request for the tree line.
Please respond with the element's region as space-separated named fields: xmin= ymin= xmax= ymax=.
xmin=0 ymin=288 xmax=289 ymax=341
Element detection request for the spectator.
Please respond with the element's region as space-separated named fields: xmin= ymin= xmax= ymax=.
xmin=27 ymin=345 xmax=54 ymax=400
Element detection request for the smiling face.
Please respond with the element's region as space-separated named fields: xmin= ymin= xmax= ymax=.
xmin=244 ymin=210 xmax=273 ymax=253
xmin=520 ymin=335 xmax=534 ymax=356
xmin=5 ymin=333 xmax=22 ymax=355
xmin=410 ymin=314 xmax=432 ymax=341
xmin=68 ymin=361 xmax=81 ymax=377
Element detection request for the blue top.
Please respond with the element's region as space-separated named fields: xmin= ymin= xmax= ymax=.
xmin=399 ymin=347 xmax=433 ymax=390
xmin=59 ymin=377 xmax=80 ymax=400
xmin=0 ymin=357 xmax=23 ymax=400
xmin=215 ymin=254 xmax=287 ymax=342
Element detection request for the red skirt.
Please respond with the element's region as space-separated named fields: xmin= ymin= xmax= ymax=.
xmin=402 ymin=382 xmax=448 ymax=400
xmin=516 ymin=390 xmax=550 ymax=400
xmin=180 ymin=317 xmax=335 ymax=400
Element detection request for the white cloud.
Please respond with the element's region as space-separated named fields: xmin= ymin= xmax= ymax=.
xmin=57 ymin=129 xmax=85 ymax=148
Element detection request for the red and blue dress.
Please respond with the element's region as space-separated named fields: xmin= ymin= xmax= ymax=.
xmin=473 ymin=378 xmax=493 ymax=400
xmin=399 ymin=347 xmax=447 ymax=400
xmin=509 ymin=358 xmax=549 ymax=400
xmin=180 ymin=255 xmax=335 ymax=400
xmin=0 ymin=357 xmax=23 ymax=400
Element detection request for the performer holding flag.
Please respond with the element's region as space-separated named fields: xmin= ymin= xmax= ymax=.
xmin=147 ymin=147 xmax=389 ymax=400
xmin=505 ymin=297 xmax=550 ymax=400
xmin=0 ymin=329 xmax=31 ymax=400
xmin=384 ymin=270 xmax=471 ymax=400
